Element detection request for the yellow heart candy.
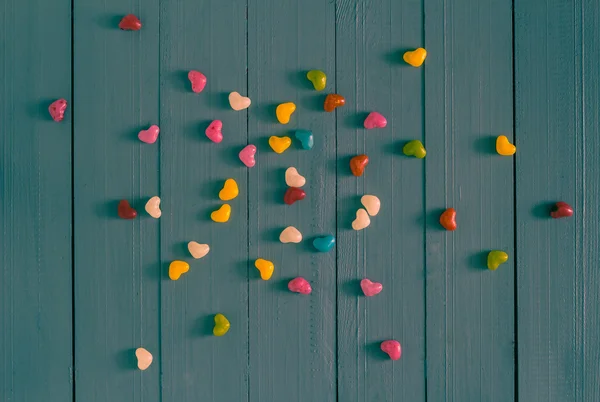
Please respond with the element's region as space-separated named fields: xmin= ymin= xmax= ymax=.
xmin=352 ymin=208 xmax=371 ymax=231
xmin=135 ymin=347 xmax=153 ymax=370
xmin=496 ymin=135 xmax=516 ymax=156
xmin=276 ymin=102 xmax=296 ymax=124
xmin=269 ymin=136 xmax=292 ymax=154
xmin=219 ymin=178 xmax=239 ymax=201
xmin=403 ymin=47 xmax=427 ymax=67
xmin=254 ymin=258 xmax=274 ymax=280
xmin=211 ymin=204 xmax=231 ymax=223
xmin=213 ymin=313 xmax=231 ymax=336
xmin=168 ymin=260 xmax=190 ymax=280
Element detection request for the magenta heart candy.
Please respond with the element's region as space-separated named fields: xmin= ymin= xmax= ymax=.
xmin=380 ymin=340 xmax=401 ymax=360
xmin=363 ymin=112 xmax=387 ymax=129
xmin=288 ymin=277 xmax=312 ymax=294
xmin=188 ymin=70 xmax=207 ymax=93
xmin=49 ymin=99 xmax=67 ymax=122
xmin=360 ymin=278 xmax=382 ymax=297
xmin=138 ymin=125 xmax=160 ymax=144
xmin=239 ymin=144 xmax=256 ymax=167
xmin=205 ymin=120 xmax=223 ymax=143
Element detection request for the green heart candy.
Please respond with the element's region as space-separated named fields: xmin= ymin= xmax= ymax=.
xmin=306 ymin=70 xmax=326 ymax=91
xmin=487 ymin=250 xmax=508 ymax=271
xmin=403 ymin=140 xmax=426 ymax=158
xmin=213 ymin=313 xmax=231 ymax=336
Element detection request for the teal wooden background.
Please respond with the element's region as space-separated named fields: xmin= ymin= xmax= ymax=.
xmin=1 ymin=0 xmax=599 ymax=401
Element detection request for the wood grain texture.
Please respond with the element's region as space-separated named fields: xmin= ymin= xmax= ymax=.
xmin=424 ymin=0 xmax=515 ymax=401
xmin=516 ymin=0 xmax=600 ymax=400
xmin=0 ymin=0 xmax=73 ymax=401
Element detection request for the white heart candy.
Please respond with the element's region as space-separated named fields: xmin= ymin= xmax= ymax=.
xmin=145 ymin=196 xmax=161 ymax=218
xmin=360 ymin=195 xmax=380 ymax=216
xmin=228 ymin=91 xmax=251 ymax=111
xmin=135 ymin=348 xmax=153 ymax=370
xmin=285 ymin=167 xmax=306 ymax=187
xmin=279 ymin=226 xmax=303 ymax=243
xmin=188 ymin=241 xmax=210 ymax=259
xmin=352 ymin=208 xmax=371 ymax=230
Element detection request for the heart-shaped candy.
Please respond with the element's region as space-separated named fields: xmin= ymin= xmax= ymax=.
xmin=295 ymin=130 xmax=314 ymax=150
xmin=213 ymin=313 xmax=230 ymax=336
xmin=403 ymin=140 xmax=426 ymax=158
xmin=285 ymin=167 xmax=306 ymax=187
xmin=138 ymin=125 xmax=160 ymax=144
xmin=211 ymin=204 xmax=231 ymax=223
xmin=188 ymin=241 xmax=210 ymax=259
xmin=205 ymin=120 xmax=223 ymax=143
xmin=324 ymin=94 xmax=345 ymax=112
xmin=48 ymin=99 xmax=67 ymax=122
xmin=360 ymin=278 xmax=383 ymax=297
xmin=313 ymin=235 xmax=335 ymax=252
xmin=239 ymin=144 xmax=256 ymax=167
xmin=496 ymin=135 xmax=516 ymax=156
xmin=284 ymin=187 xmax=306 ymax=205
xmin=350 ymin=155 xmax=369 ymax=176
xmin=219 ymin=178 xmax=239 ymax=201
xmin=352 ymin=208 xmax=371 ymax=230
xmin=439 ymin=208 xmax=457 ymax=231
xmin=279 ymin=226 xmax=302 ymax=243
xmin=228 ymin=91 xmax=251 ymax=111
xmin=168 ymin=260 xmax=190 ymax=280
xmin=254 ymin=258 xmax=274 ymax=280
xmin=306 ymin=70 xmax=327 ymax=91
xmin=119 ymin=14 xmax=142 ymax=30
xmin=403 ymin=48 xmax=427 ymax=67
xmin=380 ymin=340 xmax=402 ymax=360
xmin=145 ymin=196 xmax=161 ymax=218
xmin=361 ymin=195 xmax=380 ymax=216
xmin=118 ymin=200 xmax=137 ymax=219
xmin=364 ymin=112 xmax=387 ymax=129
xmin=550 ymin=201 xmax=573 ymax=219
xmin=487 ymin=250 xmax=508 ymax=271
xmin=188 ymin=70 xmax=207 ymax=93
xmin=135 ymin=348 xmax=153 ymax=370
xmin=269 ymin=136 xmax=292 ymax=154
xmin=276 ymin=102 xmax=296 ymax=124
xmin=288 ymin=277 xmax=312 ymax=294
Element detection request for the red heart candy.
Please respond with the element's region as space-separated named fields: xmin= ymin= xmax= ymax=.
xmin=350 ymin=154 xmax=369 ymax=176
xmin=550 ymin=201 xmax=573 ymax=219
xmin=119 ymin=14 xmax=142 ymax=31
xmin=284 ymin=187 xmax=306 ymax=205
xmin=439 ymin=208 xmax=457 ymax=231
xmin=324 ymin=94 xmax=345 ymax=112
xmin=360 ymin=279 xmax=383 ymax=297
xmin=118 ymin=200 xmax=137 ymax=219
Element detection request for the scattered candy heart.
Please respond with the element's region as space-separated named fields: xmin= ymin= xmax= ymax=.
xmin=550 ymin=201 xmax=573 ymax=219
xmin=288 ymin=277 xmax=312 ymax=294
xmin=350 ymin=154 xmax=369 ymax=176
xmin=324 ymin=94 xmax=346 ymax=112
xmin=205 ymin=120 xmax=223 ymax=143
xmin=295 ymin=130 xmax=314 ymax=150
xmin=254 ymin=258 xmax=274 ymax=280
xmin=269 ymin=136 xmax=292 ymax=154
xmin=135 ymin=348 xmax=153 ymax=370
xmin=306 ymin=70 xmax=327 ymax=91
xmin=119 ymin=14 xmax=142 ymax=31
xmin=188 ymin=70 xmax=207 ymax=93
xmin=48 ymin=99 xmax=67 ymax=122
xmin=118 ymin=200 xmax=137 ymax=219
xmin=188 ymin=241 xmax=210 ymax=259
xmin=145 ymin=196 xmax=161 ymax=218
xmin=487 ymin=250 xmax=508 ymax=271
xmin=361 ymin=195 xmax=381 ymax=216
xmin=360 ymin=278 xmax=383 ymax=297
xmin=352 ymin=208 xmax=371 ymax=230
xmin=363 ymin=112 xmax=387 ymax=129
xmin=138 ymin=125 xmax=160 ymax=144
xmin=439 ymin=208 xmax=457 ymax=231
xmin=496 ymin=135 xmax=516 ymax=156
xmin=403 ymin=140 xmax=426 ymax=158
xmin=403 ymin=48 xmax=427 ymax=67
xmin=276 ymin=102 xmax=296 ymax=124
xmin=284 ymin=187 xmax=306 ymax=205
xmin=313 ymin=235 xmax=335 ymax=252
xmin=279 ymin=226 xmax=302 ymax=243
xmin=285 ymin=167 xmax=306 ymax=187
xmin=239 ymin=144 xmax=256 ymax=167
xmin=213 ymin=313 xmax=230 ymax=336
xmin=168 ymin=260 xmax=190 ymax=280
xmin=380 ymin=340 xmax=402 ymax=360
xmin=211 ymin=204 xmax=231 ymax=223
xmin=219 ymin=178 xmax=239 ymax=201
xmin=228 ymin=91 xmax=251 ymax=111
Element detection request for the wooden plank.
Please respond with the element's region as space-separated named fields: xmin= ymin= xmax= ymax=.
xmin=247 ymin=0 xmax=336 ymax=401
xmin=73 ymin=1 xmax=161 ymax=401
xmin=0 ymin=0 xmax=73 ymax=401
xmin=424 ymin=0 xmax=515 ymax=400
xmin=158 ymin=2 xmax=249 ymax=401
xmin=515 ymin=0 xmax=600 ymax=400
xmin=335 ymin=0 xmax=426 ymax=400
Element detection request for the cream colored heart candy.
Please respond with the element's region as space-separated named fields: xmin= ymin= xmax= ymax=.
xmin=285 ymin=167 xmax=306 ymax=187
xmin=145 ymin=196 xmax=161 ymax=218
xmin=360 ymin=195 xmax=380 ymax=216
xmin=279 ymin=226 xmax=302 ymax=243
xmin=228 ymin=91 xmax=251 ymax=111
xmin=135 ymin=347 xmax=153 ymax=370
xmin=352 ymin=208 xmax=371 ymax=230
xmin=188 ymin=241 xmax=210 ymax=259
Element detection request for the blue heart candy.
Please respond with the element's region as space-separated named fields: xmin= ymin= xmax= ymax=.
xmin=313 ymin=235 xmax=335 ymax=252
xmin=294 ymin=130 xmax=314 ymax=150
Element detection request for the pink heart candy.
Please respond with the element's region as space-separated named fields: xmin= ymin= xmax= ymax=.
xmin=288 ymin=277 xmax=312 ymax=294
xmin=188 ymin=70 xmax=207 ymax=93
xmin=49 ymin=99 xmax=67 ymax=122
xmin=363 ymin=112 xmax=387 ymax=129
xmin=138 ymin=125 xmax=160 ymax=144
xmin=380 ymin=340 xmax=402 ymax=360
xmin=239 ymin=144 xmax=256 ymax=168
xmin=360 ymin=278 xmax=383 ymax=297
xmin=205 ymin=120 xmax=223 ymax=143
